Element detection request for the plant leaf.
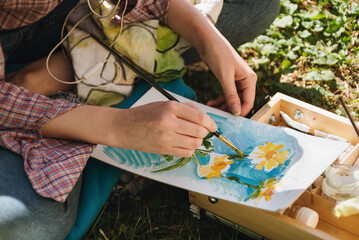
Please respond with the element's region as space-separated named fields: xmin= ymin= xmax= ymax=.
xmin=298 ymin=30 xmax=311 ymax=38
xmin=321 ymin=70 xmax=335 ymax=81
xmin=273 ymin=15 xmax=293 ymax=28
xmin=305 ymin=71 xmax=322 ymax=81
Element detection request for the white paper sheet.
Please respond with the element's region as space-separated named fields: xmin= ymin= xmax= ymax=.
xmin=91 ymin=88 xmax=350 ymax=212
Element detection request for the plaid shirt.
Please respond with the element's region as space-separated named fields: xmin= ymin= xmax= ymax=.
xmin=0 ymin=0 xmax=170 ymax=202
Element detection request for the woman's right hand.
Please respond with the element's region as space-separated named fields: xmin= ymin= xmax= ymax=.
xmin=41 ymin=101 xmax=217 ymax=157
xmin=109 ymin=101 xmax=217 ymax=157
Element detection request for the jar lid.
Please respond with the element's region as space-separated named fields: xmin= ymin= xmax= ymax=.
xmin=325 ymin=164 xmax=359 ymax=191
xmin=295 ymin=207 xmax=319 ymax=228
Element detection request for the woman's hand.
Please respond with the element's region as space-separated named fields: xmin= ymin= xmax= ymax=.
xmin=41 ymin=101 xmax=217 ymax=157
xmin=200 ymin=32 xmax=257 ymax=116
xmin=167 ymin=0 xmax=257 ymax=116
xmin=110 ymin=101 xmax=217 ymax=157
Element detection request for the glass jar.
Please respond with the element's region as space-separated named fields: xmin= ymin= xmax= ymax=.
xmin=322 ymin=164 xmax=359 ymax=202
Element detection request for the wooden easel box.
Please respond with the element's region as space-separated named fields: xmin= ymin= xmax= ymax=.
xmin=189 ymin=92 xmax=359 ymax=240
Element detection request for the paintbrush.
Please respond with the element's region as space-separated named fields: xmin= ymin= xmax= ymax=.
xmin=91 ymin=35 xmax=244 ymax=157
xmin=339 ymin=96 xmax=359 ymax=139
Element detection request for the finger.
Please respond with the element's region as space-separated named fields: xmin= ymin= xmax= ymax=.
xmin=219 ymin=104 xmax=229 ymax=112
xmin=156 ymin=133 xmax=201 ymax=157
xmin=206 ymin=95 xmax=226 ymax=107
xmin=237 ymin=72 xmax=257 ymax=116
xmin=176 ymin=103 xmax=217 ymax=132
xmin=166 ymin=146 xmax=195 ymax=158
xmin=174 ymin=118 xmax=209 ymax=138
xmin=182 ymin=102 xmax=201 ymax=111
xmin=239 ymin=88 xmax=255 ymax=117
xmin=182 ymin=103 xmax=217 ymax=131
xmin=219 ymin=71 xmax=242 ymax=116
xmin=170 ymin=134 xmax=203 ymax=151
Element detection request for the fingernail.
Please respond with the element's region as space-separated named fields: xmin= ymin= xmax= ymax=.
xmin=230 ymin=104 xmax=241 ymax=116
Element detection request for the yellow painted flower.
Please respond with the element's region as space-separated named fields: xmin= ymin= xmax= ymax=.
xmin=197 ymin=155 xmax=234 ymax=179
xmin=249 ymin=142 xmax=289 ymax=171
xmin=258 ymin=181 xmax=281 ymax=201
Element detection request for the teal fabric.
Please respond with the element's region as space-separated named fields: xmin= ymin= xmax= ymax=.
xmin=4 ymin=64 xmax=27 ymax=74
xmin=65 ymin=78 xmax=196 ymax=240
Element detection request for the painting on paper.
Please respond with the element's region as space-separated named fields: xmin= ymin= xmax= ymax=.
xmin=91 ymin=88 xmax=350 ymax=212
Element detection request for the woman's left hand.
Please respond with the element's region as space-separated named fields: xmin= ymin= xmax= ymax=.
xmin=201 ymin=33 xmax=257 ymax=116
xmin=167 ymin=0 xmax=257 ymax=117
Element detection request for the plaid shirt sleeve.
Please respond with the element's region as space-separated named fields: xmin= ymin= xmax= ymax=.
xmin=0 ymin=1 xmax=62 ymax=30
xmin=0 ymin=0 xmax=170 ymax=202
xmin=0 ymin=81 xmax=96 ymax=202
xmin=113 ymin=0 xmax=170 ymax=24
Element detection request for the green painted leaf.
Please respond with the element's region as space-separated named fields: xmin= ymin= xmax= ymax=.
xmin=203 ymin=140 xmax=211 ymax=150
xmin=151 ymin=157 xmax=191 ymax=173
xmin=227 ymin=154 xmax=246 ymax=160
xmin=203 ymin=132 xmax=214 ymax=140
xmin=226 ymin=175 xmax=240 ymax=183
xmin=266 ymin=178 xmax=277 ymax=185
xmin=194 ymin=150 xmax=209 ymax=157
xmin=161 ymin=155 xmax=174 ymax=161
xmin=251 ymin=190 xmax=261 ymax=199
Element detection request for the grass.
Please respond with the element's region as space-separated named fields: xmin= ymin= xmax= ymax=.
xmin=188 ymin=0 xmax=358 ymax=121
xmin=84 ymin=0 xmax=358 ymax=239
xmin=84 ymin=180 xmax=253 ymax=240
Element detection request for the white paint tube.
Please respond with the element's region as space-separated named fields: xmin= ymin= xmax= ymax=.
xmin=280 ymin=111 xmax=348 ymax=142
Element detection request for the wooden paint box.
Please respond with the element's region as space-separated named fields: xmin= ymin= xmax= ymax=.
xmin=189 ymin=92 xmax=359 ymax=240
